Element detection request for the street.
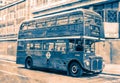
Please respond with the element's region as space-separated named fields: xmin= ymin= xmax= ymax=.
xmin=0 ymin=56 xmax=120 ymax=83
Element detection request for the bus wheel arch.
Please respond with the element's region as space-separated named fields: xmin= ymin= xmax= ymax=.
xmin=67 ymin=60 xmax=83 ymax=77
xmin=25 ymin=56 xmax=33 ymax=69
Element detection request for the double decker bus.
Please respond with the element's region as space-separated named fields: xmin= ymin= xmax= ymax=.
xmin=16 ymin=9 xmax=104 ymax=77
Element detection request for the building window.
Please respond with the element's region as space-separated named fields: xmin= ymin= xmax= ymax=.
xmin=43 ymin=0 xmax=48 ymax=5
xmin=35 ymin=0 xmax=42 ymax=6
xmin=0 ymin=1 xmax=3 ymax=3
xmin=17 ymin=9 xmax=25 ymax=18
xmin=105 ymin=10 xmax=118 ymax=22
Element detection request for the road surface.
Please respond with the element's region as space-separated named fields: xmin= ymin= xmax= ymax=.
xmin=0 ymin=58 xmax=120 ymax=83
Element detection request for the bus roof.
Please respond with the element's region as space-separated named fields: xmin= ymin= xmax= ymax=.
xmin=22 ymin=8 xmax=101 ymax=23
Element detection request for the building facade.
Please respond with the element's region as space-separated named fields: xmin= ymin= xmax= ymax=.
xmin=0 ymin=0 xmax=29 ymax=56
xmin=0 ymin=0 xmax=120 ymax=63
xmin=0 ymin=0 xmax=5 ymax=7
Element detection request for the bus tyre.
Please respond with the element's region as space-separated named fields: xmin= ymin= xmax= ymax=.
xmin=25 ymin=58 xmax=33 ymax=69
xmin=69 ymin=62 xmax=83 ymax=77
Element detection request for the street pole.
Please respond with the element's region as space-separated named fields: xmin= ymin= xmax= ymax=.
xmin=109 ymin=42 xmax=113 ymax=64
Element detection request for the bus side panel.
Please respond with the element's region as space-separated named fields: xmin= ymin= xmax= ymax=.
xmin=31 ymin=51 xmax=48 ymax=68
xmin=48 ymin=52 xmax=84 ymax=72
xmin=16 ymin=51 xmax=26 ymax=64
xmin=16 ymin=41 xmax=27 ymax=64
xmin=48 ymin=52 xmax=67 ymax=71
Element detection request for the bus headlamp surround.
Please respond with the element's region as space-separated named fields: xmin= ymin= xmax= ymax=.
xmin=84 ymin=60 xmax=90 ymax=66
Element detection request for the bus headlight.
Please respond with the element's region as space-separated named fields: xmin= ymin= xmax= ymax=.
xmin=85 ymin=60 xmax=90 ymax=66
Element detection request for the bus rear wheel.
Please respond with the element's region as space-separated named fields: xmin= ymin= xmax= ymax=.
xmin=69 ymin=62 xmax=83 ymax=77
xmin=25 ymin=57 xmax=33 ymax=69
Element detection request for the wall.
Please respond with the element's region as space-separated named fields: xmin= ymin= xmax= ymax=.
xmin=0 ymin=41 xmax=17 ymax=56
xmin=95 ymin=41 xmax=120 ymax=64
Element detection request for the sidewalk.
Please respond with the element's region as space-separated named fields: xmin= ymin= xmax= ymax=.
xmin=0 ymin=55 xmax=120 ymax=75
xmin=0 ymin=55 xmax=16 ymax=62
xmin=103 ymin=63 xmax=120 ymax=75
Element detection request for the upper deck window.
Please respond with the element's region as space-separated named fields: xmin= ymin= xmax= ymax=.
xmin=105 ymin=10 xmax=118 ymax=22
xmin=46 ymin=17 xmax=56 ymax=27
xmin=46 ymin=21 xmax=56 ymax=27
xmin=21 ymin=24 xmax=28 ymax=30
xmin=69 ymin=12 xmax=83 ymax=24
xmin=84 ymin=13 xmax=102 ymax=27
xmin=57 ymin=15 xmax=68 ymax=25
xmin=28 ymin=21 xmax=36 ymax=29
xmin=21 ymin=21 xmax=37 ymax=30
xmin=36 ymin=22 xmax=43 ymax=28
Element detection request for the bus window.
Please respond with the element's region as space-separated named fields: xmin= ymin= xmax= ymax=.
xmin=57 ymin=16 xmax=68 ymax=25
xmin=46 ymin=21 xmax=56 ymax=27
xmin=43 ymin=42 xmax=54 ymax=51
xmin=37 ymin=18 xmax=45 ymax=23
xmin=48 ymin=43 xmax=54 ymax=51
xmin=28 ymin=22 xmax=36 ymax=29
xmin=35 ymin=43 xmax=40 ymax=49
xmin=84 ymin=40 xmax=95 ymax=53
xmin=36 ymin=22 xmax=43 ymax=28
xmin=55 ymin=42 xmax=66 ymax=53
xmin=69 ymin=43 xmax=74 ymax=51
xmin=75 ymin=44 xmax=84 ymax=51
xmin=75 ymin=40 xmax=84 ymax=51
xmin=27 ymin=43 xmax=34 ymax=50
xmin=42 ymin=22 xmax=46 ymax=27
xmin=21 ymin=24 xmax=28 ymax=30
xmin=69 ymin=14 xmax=83 ymax=24
xmin=43 ymin=43 xmax=49 ymax=50
xmin=27 ymin=43 xmax=30 ymax=50
xmin=69 ymin=39 xmax=75 ymax=52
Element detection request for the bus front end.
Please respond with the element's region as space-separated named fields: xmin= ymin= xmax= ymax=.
xmin=83 ymin=10 xmax=105 ymax=74
xmin=84 ymin=53 xmax=104 ymax=74
xmin=82 ymin=39 xmax=104 ymax=74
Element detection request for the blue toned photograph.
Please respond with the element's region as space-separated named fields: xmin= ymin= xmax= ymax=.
xmin=0 ymin=0 xmax=120 ymax=83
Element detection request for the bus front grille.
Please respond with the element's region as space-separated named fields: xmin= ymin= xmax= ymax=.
xmin=91 ymin=59 xmax=102 ymax=71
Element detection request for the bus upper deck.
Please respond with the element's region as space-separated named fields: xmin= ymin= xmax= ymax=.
xmin=18 ymin=9 xmax=104 ymax=41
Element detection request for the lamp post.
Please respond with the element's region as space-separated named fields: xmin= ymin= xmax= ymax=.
xmin=109 ymin=42 xmax=113 ymax=64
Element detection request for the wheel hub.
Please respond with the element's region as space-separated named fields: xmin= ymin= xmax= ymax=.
xmin=72 ymin=65 xmax=78 ymax=73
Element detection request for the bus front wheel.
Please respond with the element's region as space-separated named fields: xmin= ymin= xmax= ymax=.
xmin=68 ymin=62 xmax=83 ymax=77
xmin=25 ymin=57 xmax=33 ymax=69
